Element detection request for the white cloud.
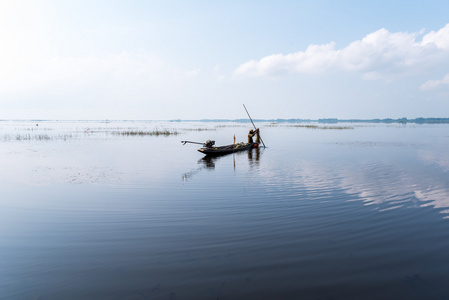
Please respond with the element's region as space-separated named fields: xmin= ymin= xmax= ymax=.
xmin=234 ymin=24 xmax=449 ymax=80
xmin=420 ymin=73 xmax=449 ymax=90
xmin=422 ymin=24 xmax=449 ymax=49
xmin=234 ymin=42 xmax=339 ymax=77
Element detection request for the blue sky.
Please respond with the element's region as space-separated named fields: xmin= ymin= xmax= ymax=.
xmin=1 ymin=0 xmax=449 ymax=120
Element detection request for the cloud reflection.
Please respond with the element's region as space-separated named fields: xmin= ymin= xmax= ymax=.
xmin=257 ymin=145 xmax=449 ymax=218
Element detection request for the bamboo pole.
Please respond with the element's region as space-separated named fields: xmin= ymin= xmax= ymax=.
xmin=243 ymin=104 xmax=266 ymax=148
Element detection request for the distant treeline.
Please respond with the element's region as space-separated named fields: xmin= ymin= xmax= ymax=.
xmin=2 ymin=118 xmax=449 ymax=124
xmin=170 ymin=118 xmax=449 ymax=124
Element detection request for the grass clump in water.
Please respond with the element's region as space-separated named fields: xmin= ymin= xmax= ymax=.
xmin=288 ymin=125 xmax=354 ymax=130
xmin=113 ymin=129 xmax=179 ymax=136
xmin=16 ymin=134 xmax=52 ymax=140
xmin=12 ymin=134 xmax=75 ymax=141
xmin=215 ymin=124 xmax=245 ymax=128
xmin=185 ymin=128 xmax=216 ymax=131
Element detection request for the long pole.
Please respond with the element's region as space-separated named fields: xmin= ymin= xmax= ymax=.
xmin=243 ymin=104 xmax=266 ymax=148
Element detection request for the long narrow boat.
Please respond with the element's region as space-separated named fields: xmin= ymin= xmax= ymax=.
xmin=198 ymin=142 xmax=256 ymax=155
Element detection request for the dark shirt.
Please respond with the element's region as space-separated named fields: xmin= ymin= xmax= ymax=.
xmin=248 ymin=129 xmax=259 ymax=143
xmin=248 ymin=132 xmax=256 ymax=143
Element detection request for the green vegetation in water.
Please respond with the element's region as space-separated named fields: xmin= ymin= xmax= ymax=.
xmin=287 ymin=125 xmax=354 ymax=130
xmin=12 ymin=127 xmax=55 ymax=131
xmin=8 ymin=134 xmax=74 ymax=141
xmin=17 ymin=134 xmax=51 ymax=141
xmin=184 ymin=128 xmax=216 ymax=131
xmin=215 ymin=124 xmax=245 ymax=128
xmin=113 ymin=129 xmax=179 ymax=136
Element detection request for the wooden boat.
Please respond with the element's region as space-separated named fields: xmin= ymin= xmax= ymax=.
xmin=198 ymin=142 xmax=256 ymax=155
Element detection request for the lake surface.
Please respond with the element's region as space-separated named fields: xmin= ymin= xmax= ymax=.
xmin=1 ymin=120 xmax=449 ymax=300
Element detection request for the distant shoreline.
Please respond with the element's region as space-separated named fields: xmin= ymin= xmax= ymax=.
xmin=170 ymin=118 xmax=449 ymax=124
xmin=1 ymin=118 xmax=449 ymax=124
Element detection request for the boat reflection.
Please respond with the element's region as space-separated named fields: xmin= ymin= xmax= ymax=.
xmin=182 ymin=148 xmax=262 ymax=181
xmin=182 ymin=155 xmax=222 ymax=181
xmin=201 ymin=155 xmax=218 ymax=169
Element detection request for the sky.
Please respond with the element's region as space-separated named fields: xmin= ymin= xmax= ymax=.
xmin=1 ymin=0 xmax=449 ymax=120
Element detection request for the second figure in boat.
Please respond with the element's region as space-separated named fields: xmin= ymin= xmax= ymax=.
xmin=248 ymin=128 xmax=260 ymax=146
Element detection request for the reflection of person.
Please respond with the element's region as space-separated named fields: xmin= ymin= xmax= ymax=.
xmin=248 ymin=147 xmax=260 ymax=166
xmin=248 ymin=128 xmax=260 ymax=144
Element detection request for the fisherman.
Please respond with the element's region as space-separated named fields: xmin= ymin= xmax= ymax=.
xmin=248 ymin=128 xmax=260 ymax=145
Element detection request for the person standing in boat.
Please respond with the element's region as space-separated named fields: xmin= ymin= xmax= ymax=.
xmin=248 ymin=128 xmax=260 ymax=146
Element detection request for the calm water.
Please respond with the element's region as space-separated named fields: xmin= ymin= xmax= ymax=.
xmin=1 ymin=121 xmax=449 ymax=300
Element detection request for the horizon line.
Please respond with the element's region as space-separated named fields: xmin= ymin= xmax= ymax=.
xmin=1 ymin=117 xmax=449 ymax=124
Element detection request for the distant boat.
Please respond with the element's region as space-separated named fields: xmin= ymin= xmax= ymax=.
xmin=198 ymin=142 xmax=256 ymax=156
